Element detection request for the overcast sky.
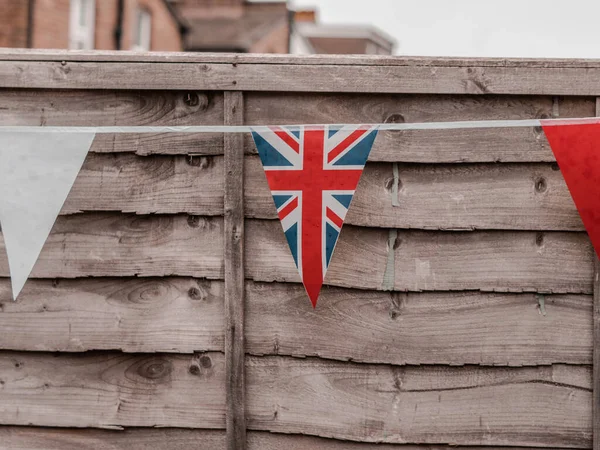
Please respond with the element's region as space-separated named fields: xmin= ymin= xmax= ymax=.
xmin=286 ymin=0 xmax=600 ymax=58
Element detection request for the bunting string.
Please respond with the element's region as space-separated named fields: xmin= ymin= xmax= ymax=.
xmin=2 ymin=117 xmax=600 ymax=304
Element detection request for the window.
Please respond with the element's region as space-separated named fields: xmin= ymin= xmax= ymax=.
xmin=132 ymin=8 xmax=152 ymax=51
xmin=69 ymin=0 xmax=95 ymax=50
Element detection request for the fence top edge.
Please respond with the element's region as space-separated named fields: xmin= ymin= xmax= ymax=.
xmin=3 ymin=49 xmax=600 ymax=68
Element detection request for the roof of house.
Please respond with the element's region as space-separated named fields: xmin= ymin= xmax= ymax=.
xmin=182 ymin=2 xmax=289 ymax=52
xmin=295 ymin=22 xmax=395 ymax=54
xmin=162 ymin=0 xmax=189 ymax=34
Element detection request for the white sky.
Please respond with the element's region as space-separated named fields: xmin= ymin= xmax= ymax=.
xmin=285 ymin=0 xmax=600 ymax=58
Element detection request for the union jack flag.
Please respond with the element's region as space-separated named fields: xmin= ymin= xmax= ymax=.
xmin=252 ymin=125 xmax=378 ymax=307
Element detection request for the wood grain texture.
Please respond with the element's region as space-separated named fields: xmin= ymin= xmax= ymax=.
xmin=247 ymin=358 xmax=592 ymax=447
xmin=63 ymin=153 xmax=223 ymax=215
xmin=63 ymin=154 xmax=583 ymax=231
xmin=0 ymin=213 xmax=224 ymax=279
xmin=0 ymin=428 xmax=571 ymax=450
xmin=3 ymin=89 xmax=594 ymax=162
xmin=0 ymin=215 xmax=592 ymax=292
xmin=0 ymin=89 xmax=224 ymax=155
xmin=0 ymin=89 xmax=223 ymax=126
xmin=224 ymin=91 xmax=247 ymax=450
xmin=246 ymin=220 xmax=594 ymax=293
xmin=0 ymin=428 xmax=226 ymax=450
xmin=1 ymin=51 xmax=597 ymax=449
xmin=0 ymin=351 xmax=225 ymax=429
xmin=342 ymin=162 xmax=581 ymax=230
xmin=245 ymin=283 xmax=592 ymax=365
xmin=0 ymin=279 xmax=589 ymax=366
xmin=246 ymin=433 xmax=575 ymax=450
xmin=0 ymin=278 xmax=223 ymax=353
xmin=5 ymin=60 xmax=600 ymax=95
xmin=0 ymin=353 xmax=590 ymax=447
xmin=0 ymin=428 xmax=227 ymax=450
xmin=245 ymin=93 xmax=594 ymax=162
xmin=246 ymin=159 xmax=582 ymax=230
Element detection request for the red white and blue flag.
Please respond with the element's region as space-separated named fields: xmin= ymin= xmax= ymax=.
xmin=252 ymin=125 xmax=378 ymax=307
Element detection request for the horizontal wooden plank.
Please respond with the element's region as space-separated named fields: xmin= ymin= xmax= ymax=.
xmin=0 ymin=61 xmax=238 ymax=91
xmin=0 ymin=352 xmax=225 ymax=429
xmin=347 ymin=162 xmax=581 ymax=229
xmin=0 ymin=428 xmax=572 ymax=450
xmin=5 ymin=60 xmax=600 ymax=94
xmin=0 ymin=213 xmax=224 ymax=279
xmin=6 ymin=49 xmax=600 ymax=69
xmin=246 ymin=284 xmax=592 ymax=365
xmin=246 ymin=221 xmax=594 ymax=293
xmin=0 ymin=89 xmax=223 ymax=155
xmin=0 ymin=352 xmax=590 ymax=447
xmin=0 ymin=278 xmax=223 ymax=353
xmin=63 ymin=153 xmax=224 ymax=215
xmin=0 ymin=214 xmax=590 ymax=292
xmin=0 ymin=89 xmax=224 ymax=126
xmin=63 ymin=154 xmax=581 ymax=230
xmin=0 ymin=428 xmax=228 ymax=450
xmin=247 ymin=359 xmax=591 ymax=447
xmin=246 ymin=159 xmax=583 ymax=230
xmin=345 ymin=162 xmax=581 ymax=229
xmin=1 ymin=280 xmax=589 ymax=366
xmin=3 ymin=90 xmax=593 ymax=162
xmin=246 ymin=93 xmax=594 ymax=162
xmin=246 ymin=432 xmax=574 ymax=450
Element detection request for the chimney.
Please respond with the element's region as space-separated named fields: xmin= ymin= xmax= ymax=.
xmin=294 ymin=9 xmax=317 ymax=23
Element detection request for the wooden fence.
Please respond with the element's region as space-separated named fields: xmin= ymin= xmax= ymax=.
xmin=0 ymin=50 xmax=598 ymax=449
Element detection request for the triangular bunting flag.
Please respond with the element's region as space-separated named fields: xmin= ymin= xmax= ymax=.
xmin=252 ymin=125 xmax=378 ymax=307
xmin=543 ymin=121 xmax=600 ymax=257
xmin=0 ymin=132 xmax=95 ymax=300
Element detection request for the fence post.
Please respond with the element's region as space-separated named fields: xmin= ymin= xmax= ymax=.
xmin=594 ymin=97 xmax=600 ymax=450
xmin=224 ymin=91 xmax=246 ymax=450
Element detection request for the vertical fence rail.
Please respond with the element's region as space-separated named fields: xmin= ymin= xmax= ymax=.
xmin=224 ymin=91 xmax=246 ymax=450
xmin=594 ymin=97 xmax=600 ymax=450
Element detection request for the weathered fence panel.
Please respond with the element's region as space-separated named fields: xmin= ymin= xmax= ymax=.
xmin=0 ymin=50 xmax=597 ymax=449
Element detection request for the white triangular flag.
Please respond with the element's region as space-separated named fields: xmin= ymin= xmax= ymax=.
xmin=0 ymin=132 xmax=95 ymax=300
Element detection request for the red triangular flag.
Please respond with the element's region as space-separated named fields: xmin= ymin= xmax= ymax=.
xmin=543 ymin=120 xmax=600 ymax=256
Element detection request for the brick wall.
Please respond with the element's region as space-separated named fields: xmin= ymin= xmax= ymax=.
xmin=94 ymin=0 xmax=119 ymax=50
xmin=122 ymin=0 xmax=183 ymax=51
xmin=171 ymin=0 xmax=243 ymax=7
xmin=2 ymin=0 xmax=182 ymax=51
xmin=0 ymin=1 xmax=29 ymax=48
xmin=31 ymin=0 xmax=70 ymax=48
xmin=250 ymin=21 xmax=289 ymax=54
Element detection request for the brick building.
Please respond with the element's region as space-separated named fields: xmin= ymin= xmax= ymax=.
xmin=170 ymin=0 xmax=290 ymax=53
xmin=0 ymin=0 xmax=393 ymax=55
xmin=0 ymin=0 xmax=186 ymax=51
